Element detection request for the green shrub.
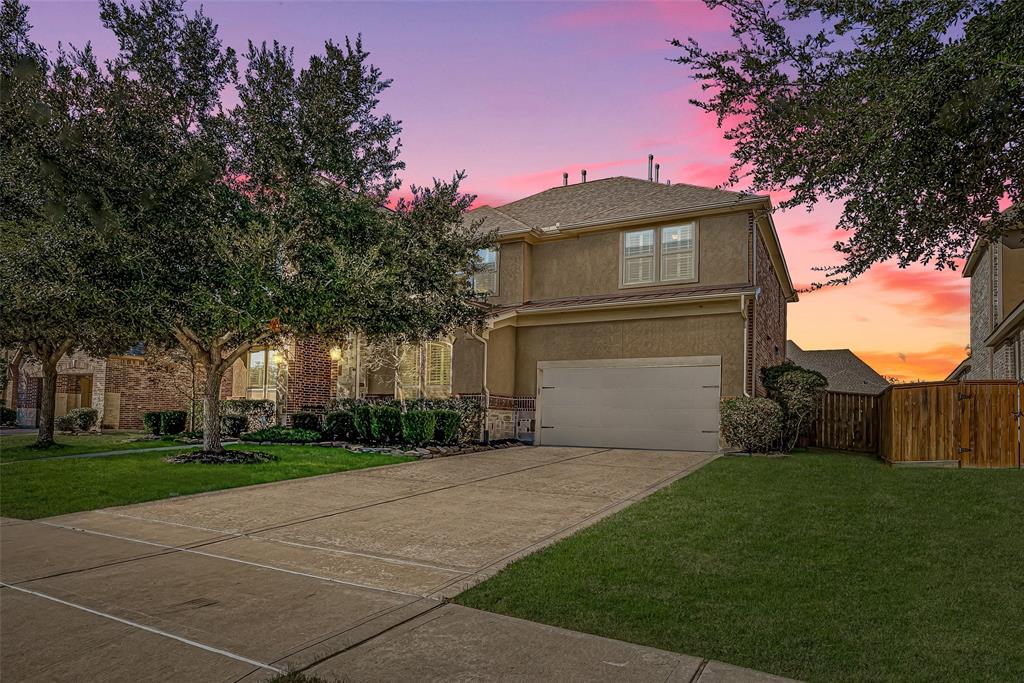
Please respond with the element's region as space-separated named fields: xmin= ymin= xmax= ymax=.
xmin=323 ymin=410 xmax=356 ymax=441
xmin=54 ymin=413 xmax=75 ymax=432
xmin=720 ymin=397 xmax=782 ymax=454
xmin=160 ymin=410 xmax=187 ymax=435
xmin=220 ymin=398 xmax=276 ymax=431
xmin=291 ymin=411 xmax=322 ymax=434
xmin=401 ymin=410 xmax=436 ymax=446
xmin=0 ymin=406 xmax=17 ymax=426
xmin=353 ymin=404 xmax=375 ymax=441
xmin=432 ymin=409 xmax=461 ymax=444
xmin=762 ymin=361 xmax=829 ymax=451
xmin=142 ymin=411 xmax=162 ymax=435
xmin=220 ymin=414 xmax=249 ymax=438
xmin=372 ymin=405 xmax=403 ymax=444
xmin=241 ymin=426 xmax=320 ymax=443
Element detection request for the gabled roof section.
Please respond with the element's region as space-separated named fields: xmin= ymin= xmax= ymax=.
xmin=468 ymin=176 xmax=764 ymax=235
xmin=786 ymin=341 xmax=890 ymax=395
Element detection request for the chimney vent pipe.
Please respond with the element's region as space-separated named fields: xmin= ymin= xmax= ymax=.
xmin=581 ymin=169 xmax=587 ymax=183
xmin=654 ymin=164 xmax=660 ymax=183
xmin=648 ymin=154 xmax=654 ymax=181
xmin=562 ymin=172 xmax=568 ymax=186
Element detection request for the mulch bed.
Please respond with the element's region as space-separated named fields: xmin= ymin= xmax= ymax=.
xmin=164 ymin=450 xmax=277 ymax=465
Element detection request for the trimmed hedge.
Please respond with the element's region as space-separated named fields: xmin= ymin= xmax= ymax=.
xmin=220 ymin=414 xmax=249 ymax=438
xmin=291 ymin=411 xmax=322 ymax=434
xmin=327 ymin=396 xmax=484 ymax=444
xmin=143 ymin=411 xmax=162 ymax=435
xmin=432 ymin=410 xmax=461 ymax=445
xmin=220 ymin=399 xmax=276 ymax=431
xmin=353 ymin=404 xmax=374 ymax=441
xmin=372 ymin=405 xmax=403 ymax=444
xmin=323 ymin=410 xmax=356 ymax=441
xmin=401 ymin=410 xmax=436 ymax=446
xmin=0 ymin=406 xmax=17 ymax=426
xmin=241 ymin=426 xmax=321 ymax=443
xmin=160 ymin=410 xmax=187 ymax=435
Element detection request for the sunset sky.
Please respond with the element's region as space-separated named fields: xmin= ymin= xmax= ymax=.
xmin=26 ymin=0 xmax=971 ymax=380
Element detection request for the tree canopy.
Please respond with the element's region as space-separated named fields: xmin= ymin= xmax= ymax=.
xmin=675 ymin=0 xmax=1023 ymax=283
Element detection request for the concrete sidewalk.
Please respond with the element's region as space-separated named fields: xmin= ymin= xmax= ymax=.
xmin=1 ymin=446 xmax=798 ymax=682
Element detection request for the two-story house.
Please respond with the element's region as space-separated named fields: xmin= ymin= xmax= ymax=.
xmin=451 ymin=174 xmax=797 ymax=451
xmin=947 ymin=220 xmax=1024 ymax=381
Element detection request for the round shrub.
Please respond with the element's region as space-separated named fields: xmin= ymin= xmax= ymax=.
xmin=432 ymin=409 xmax=461 ymax=445
xmin=160 ymin=410 xmax=187 ymax=435
xmin=372 ymin=405 xmax=403 ymax=444
xmin=401 ymin=410 xmax=436 ymax=446
xmin=720 ymin=397 xmax=782 ymax=454
xmin=323 ymin=410 xmax=356 ymax=441
xmin=353 ymin=404 xmax=375 ymax=441
xmin=143 ymin=411 xmax=162 ymax=435
xmin=55 ymin=413 xmax=75 ymax=432
xmin=220 ymin=414 xmax=249 ymax=438
xmin=69 ymin=407 xmax=99 ymax=432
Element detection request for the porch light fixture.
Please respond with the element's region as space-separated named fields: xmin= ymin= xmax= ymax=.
xmin=329 ymin=347 xmax=342 ymax=361
xmin=271 ymin=350 xmax=285 ymax=364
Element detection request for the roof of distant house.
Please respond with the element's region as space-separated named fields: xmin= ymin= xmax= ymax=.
xmin=786 ymin=341 xmax=890 ymax=395
xmin=467 ymin=176 xmax=764 ymax=235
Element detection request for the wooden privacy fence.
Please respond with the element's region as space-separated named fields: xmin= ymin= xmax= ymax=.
xmin=812 ymin=381 xmax=1022 ymax=468
xmin=812 ymin=391 xmax=880 ymax=453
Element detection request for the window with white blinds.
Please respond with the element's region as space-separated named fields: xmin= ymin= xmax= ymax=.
xmin=426 ymin=342 xmax=452 ymax=386
xmin=622 ymin=223 xmax=697 ymax=286
xmin=622 ymin=229 xmax=656 ymax=285
xmin=661 ymin=223 xmax=695 ymax=282
xmin=473 ymin=248 xmax=498 ymax=295
xmin=397 ymin=345 xmax=421 ymax=397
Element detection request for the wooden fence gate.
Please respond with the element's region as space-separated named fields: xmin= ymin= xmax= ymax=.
xmin=879 ymin=380 xmax=1021 ymax=468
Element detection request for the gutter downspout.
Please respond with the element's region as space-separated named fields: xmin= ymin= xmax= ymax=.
xmin=469 ymin=329 xmax=489 ymax=441
xmin=750 ymin=214 xmax=759 ymax=396
xmin=740 ymin=294 xmax=751 ymax=398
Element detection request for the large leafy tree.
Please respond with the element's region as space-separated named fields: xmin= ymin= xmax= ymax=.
xmin=675 ymin=0 xmax=1023 ymax=282
xmin=1 ymin=0 xmax=143 ymax=446
xmin=97 ymin=0 xmax=489 ymax=454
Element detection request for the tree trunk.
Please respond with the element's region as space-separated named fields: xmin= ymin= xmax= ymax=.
xmin=36 ymin=362 xmax=58 ymax=448
xmin=202 ymin=364 xmax=225 ymax=453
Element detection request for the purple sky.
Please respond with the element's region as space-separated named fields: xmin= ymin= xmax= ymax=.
xmin=25 ymin=0 xmax=971 ymax=380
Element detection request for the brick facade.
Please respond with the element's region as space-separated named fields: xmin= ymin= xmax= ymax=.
xmin=750 ymin=222 xmax=788 ymax=396
xmin=103 ymin=356 xmax=231 ymax=430
xmin=283 ymin=337 xmax=333 ymax=420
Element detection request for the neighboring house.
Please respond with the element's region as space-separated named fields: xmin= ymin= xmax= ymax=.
xmin=5 ymin=170 xmax=799 ymax=452
xmin=946 ymin=222 xmax=1024 ymax=381
xmin=786 ymin=341 xmax=889 ymax=395
xmin=450 ymin=173 xmax=797 ymax=450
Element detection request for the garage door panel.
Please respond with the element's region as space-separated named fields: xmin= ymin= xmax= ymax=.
xmin=539 ymin=360 xmax=721 ymax=452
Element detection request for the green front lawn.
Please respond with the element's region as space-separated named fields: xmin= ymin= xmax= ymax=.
xmin=457 ymin=452 xmax=1024 ymax=683
xmin=0 ymin=444 xmax=414 ymax=519
xmin=0 ymin=431 xmax=184 ymax=463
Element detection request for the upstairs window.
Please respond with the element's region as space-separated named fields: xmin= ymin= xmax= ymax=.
xmin=473 ymin=248 xmax=498 ymax=295
xmin=622 ymin=223 xmax=697 ymax=286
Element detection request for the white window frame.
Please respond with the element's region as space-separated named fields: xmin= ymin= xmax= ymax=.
xmin=472 ymin=247 xmax=499 ymax=296
xmin=620 ymin=222 xmax=699 ymax=288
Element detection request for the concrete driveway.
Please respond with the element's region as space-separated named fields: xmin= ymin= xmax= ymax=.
xmin=1 ymin=446 xmax=790 ymax=682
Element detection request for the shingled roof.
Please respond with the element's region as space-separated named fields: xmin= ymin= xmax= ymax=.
xmin=468 ymin=176 xmax=764 ymax=234
xmin=786 ymin=341 xmax=890 ymax=395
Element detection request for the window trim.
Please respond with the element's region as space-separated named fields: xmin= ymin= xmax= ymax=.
xmin=472 ymin=247 xmax=500 ymax=296
xmin=619 ymin=222 xmax=699 ymax=289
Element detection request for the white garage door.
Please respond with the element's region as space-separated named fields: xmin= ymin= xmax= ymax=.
xmin=537 ymin=357 xmax=721 ymax=452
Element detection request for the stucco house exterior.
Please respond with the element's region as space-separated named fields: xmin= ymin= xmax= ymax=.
xmin=449 ymin=174 xmax=797 ymax=450
xmin=946 ymin=224 xmax=1024 ymax=381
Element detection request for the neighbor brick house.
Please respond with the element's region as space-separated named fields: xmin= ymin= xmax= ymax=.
xmin=5 ymin=170 xmax=797 ymax=452
xmin=946 ymin=222 xmax=1024 ymax=381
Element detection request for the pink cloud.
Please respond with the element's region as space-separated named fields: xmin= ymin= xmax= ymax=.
xmin=868 ymin=265 xmax=969 ymax=318
xmin=544 ymin=1 xmax=730 ymax=33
